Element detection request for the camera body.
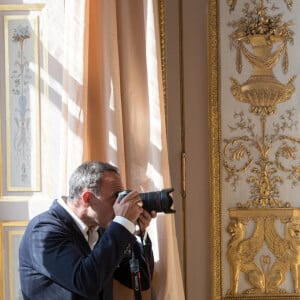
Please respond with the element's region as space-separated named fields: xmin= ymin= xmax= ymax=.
xmin=118 ymin=188 xmax=175 ymax=214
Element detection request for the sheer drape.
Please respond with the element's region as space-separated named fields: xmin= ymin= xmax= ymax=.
xmin=28 ymin=0 xmax=88 ymax=214
xmin=32 ymin=0 xmax=185 ymax=299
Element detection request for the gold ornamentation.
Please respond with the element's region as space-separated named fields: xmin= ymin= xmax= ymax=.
xmin=158 ymin=0 xmax=167 ymax=116
xmin=226 ymin=0 xmax=294 ymax=13
xmin=230 ymin=74 xmax=295 ymax=117
xmin=285 ymin=0 xmax=294 ymax=10
xmin=208 ymin=0 xmax=222 ymax=298
xmin=227 ymin=209 xmax=300 ymax=296
xmin=223 ymin=1 xmax=300 ymax=297
xmin=226 ymin=217 xmax=265 ymax=296
xmin=285 ymin=217 xmax=300 ymax=292
xmin=228 ymin=0 xmax=294 ymax=46
xmin=228 ymin=0 xmax=295 ymax=116
xmin=223 ymin=109 xmax=300 ymax=206
xmin=227 ymin=0 xmax=237 ymax=12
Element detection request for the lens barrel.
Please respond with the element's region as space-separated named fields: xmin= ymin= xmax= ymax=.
xmin=118 ymin=188 xmax=175 ymax=214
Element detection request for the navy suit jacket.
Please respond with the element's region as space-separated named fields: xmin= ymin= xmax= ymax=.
xmin=19 ymin=200 xmax=154 ymax=300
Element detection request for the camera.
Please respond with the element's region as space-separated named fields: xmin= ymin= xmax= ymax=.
xmin=118 ymin=188 xmax=176 ymax=214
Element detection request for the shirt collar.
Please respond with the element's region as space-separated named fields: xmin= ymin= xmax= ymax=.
xmin=58 ymin=196 xmax=88 ymax=234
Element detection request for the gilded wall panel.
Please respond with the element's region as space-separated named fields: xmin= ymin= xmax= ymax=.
xmin=209 ymin=0 xmax=300 ymax=298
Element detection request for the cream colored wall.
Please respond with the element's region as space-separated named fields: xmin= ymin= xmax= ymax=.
xmin=165 ymin=0 xmax=210 ymax=299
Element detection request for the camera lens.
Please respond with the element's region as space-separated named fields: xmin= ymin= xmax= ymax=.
xmin=139 ymin=188 xmax=176 ymax=213
xmin=118 ymin=188 xmax=175 ymax=214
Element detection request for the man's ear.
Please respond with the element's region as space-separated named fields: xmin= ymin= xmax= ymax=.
xmin=82 ymin=191 xmax=92 ymax=204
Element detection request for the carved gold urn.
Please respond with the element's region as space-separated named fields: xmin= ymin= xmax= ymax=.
xmin=230 ymin=34 xmax=295 ymax=116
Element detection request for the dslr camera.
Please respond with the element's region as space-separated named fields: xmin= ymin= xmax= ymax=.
xmin=118 ymin=188 xmax=175 ymax=214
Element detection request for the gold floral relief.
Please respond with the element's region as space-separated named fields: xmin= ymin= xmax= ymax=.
xmin=209 ymin=0 xmax=300 ymax=299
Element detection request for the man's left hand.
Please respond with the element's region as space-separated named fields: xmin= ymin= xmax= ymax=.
xmin=137 ymin=210 xmax=157 ymax=233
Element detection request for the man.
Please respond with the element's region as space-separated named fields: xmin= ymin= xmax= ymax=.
xmin=19 ymin=161 xmax=156 ymax=299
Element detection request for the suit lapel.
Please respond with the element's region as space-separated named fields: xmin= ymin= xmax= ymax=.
xmin=50 ymin=200 xmax=91 ymax=254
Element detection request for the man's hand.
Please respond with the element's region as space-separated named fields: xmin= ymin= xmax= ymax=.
xmin=138 ymin=210 xmax=157 ymax=233
xmin=114 ymin=190 xmax=143 ymax=223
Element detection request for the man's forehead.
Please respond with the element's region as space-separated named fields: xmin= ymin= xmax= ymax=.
xmin=101 ymin=171 xmax=121 ymax=184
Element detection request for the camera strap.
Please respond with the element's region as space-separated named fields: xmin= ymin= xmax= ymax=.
xmin=130 ymin=221 xmax=156 ymax=300
xmin=130 ymin=250 xmax=142 ymax=300
xmin=137 ymin=225 xmax=156 ymax=300
xmin=142 ymin=241 xmax=156 ymax=300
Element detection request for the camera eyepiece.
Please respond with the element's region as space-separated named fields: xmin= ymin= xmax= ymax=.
xmin=118 ymin=188 xmax=176 ymax=214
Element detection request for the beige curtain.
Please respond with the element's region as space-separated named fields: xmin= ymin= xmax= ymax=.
xmin=37 ymin=0 xmax=185 ymax=299
xmin=84 ymin=1 xmax=184 ymax=299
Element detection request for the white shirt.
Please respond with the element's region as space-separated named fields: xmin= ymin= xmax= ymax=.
xmin=58 ymin=197 xmax=98 ymax=248
xmin=57 ymin=196 xmax=136 ymax=249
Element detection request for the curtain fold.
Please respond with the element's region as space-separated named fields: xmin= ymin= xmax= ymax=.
xmin=85 ymin=1 xmax=185 ymax=299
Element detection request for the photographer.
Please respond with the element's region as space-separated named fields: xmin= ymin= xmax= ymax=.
xmin=19 ymin=161 xmax=156 ymax=300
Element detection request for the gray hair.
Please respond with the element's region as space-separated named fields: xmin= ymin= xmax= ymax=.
xmin=68 ymin=161 xmax=119 ymax=199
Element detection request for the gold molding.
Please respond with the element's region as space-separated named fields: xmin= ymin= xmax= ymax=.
xmin=8 ymin=229 xmax=25 ymax=299
xmin=225 ymin=296 xmax=300 ymax=300
xmin=0 ymin=221 xmax=28 ymax=300
xmin=158 ymin=0 xmax=167 ymax=117
xmin=208 ymin=0 xmax=221 ymax=299
xmin=0 ymin=4 xmax=45 ymax=11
